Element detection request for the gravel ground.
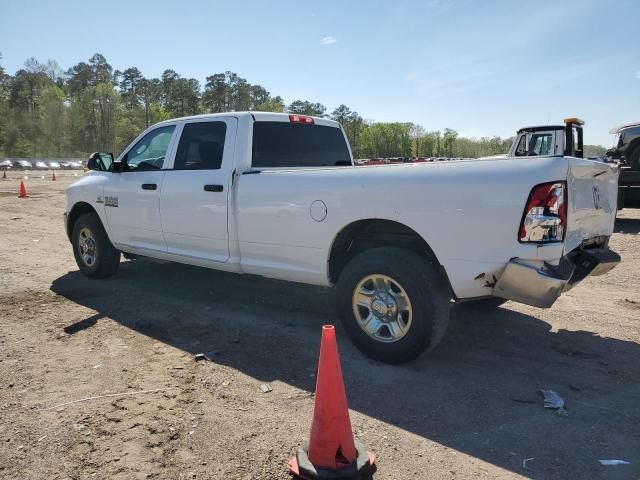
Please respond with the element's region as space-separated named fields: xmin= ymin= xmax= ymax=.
xmin=0 ymin=173 xmax=639 ymax=480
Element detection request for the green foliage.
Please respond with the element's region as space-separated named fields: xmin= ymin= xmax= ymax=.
xmin=0 ymin=52 xmax=607 ymax=161
xmin=331 ymin=105 xmax=363 ymax=154
xmin=287 ymin=100 xmax=327 ymax=116
xmin=584 ymin=144 xmax=607 ymax=157
xmin=254 ymin=96 xmax=285 ymax=112
xmin=202 ymin=71 xmax=282 ymax=113
xmin=357 ymin=122 xmax=413 ymax=158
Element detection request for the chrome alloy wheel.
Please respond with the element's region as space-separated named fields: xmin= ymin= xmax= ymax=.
xmin=352 ymin=274 xmax=413 ymax=343
xmin=78 ymin=227 xmax=98 ymax=267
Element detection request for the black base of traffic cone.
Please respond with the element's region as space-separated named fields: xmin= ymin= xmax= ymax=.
xmin=289 ymin=439 xmax=376 ymax=480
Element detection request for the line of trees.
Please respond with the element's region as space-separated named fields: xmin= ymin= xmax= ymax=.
xmin=0 ymin=53 xmax=605 ymax=160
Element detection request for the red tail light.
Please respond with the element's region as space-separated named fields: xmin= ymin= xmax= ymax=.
xmin=519 ymin=181 xmax=567 ymax=242
xmin=289 ymin=114 xmax=314 ymax=124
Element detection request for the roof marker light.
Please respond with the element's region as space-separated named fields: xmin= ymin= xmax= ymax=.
xmin=563 ymin=117 xmax=585 ymax=126
xmin=289 ymin=114 xmax=314 ymax=124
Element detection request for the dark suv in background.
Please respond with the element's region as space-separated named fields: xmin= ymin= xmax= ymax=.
xmin=608 ymin=122 xmax=640 ymax=169
xmin=608 ymin=122 xmax=640 ymax=209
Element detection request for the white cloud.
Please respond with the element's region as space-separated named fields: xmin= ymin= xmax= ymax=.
xmin=636 ymin=70 xmax=640 ymax=80
xmin=321 ymin=36 xmax=337 ymax=45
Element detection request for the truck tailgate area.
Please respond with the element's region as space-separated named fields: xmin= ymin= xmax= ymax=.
xmin=564 ymin=159 xmax=619 ymax=254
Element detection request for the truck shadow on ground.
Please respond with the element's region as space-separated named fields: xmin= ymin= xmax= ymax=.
xmin=51 ymin=260 xmax=640 ymax=479
xmin=615 ymin=217 xmax=640 ymax=234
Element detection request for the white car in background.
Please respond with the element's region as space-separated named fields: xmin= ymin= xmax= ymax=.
xmin=16 ymin=160 xmax=33 ymax=169
xmin=48 ymin=161 xmax=61 ymax=169
xmin=35 ymin=161 xmax=48 ymax=169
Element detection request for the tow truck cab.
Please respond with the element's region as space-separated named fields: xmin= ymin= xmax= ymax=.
xmin=508 ymin=118 xmax=585 ymax=159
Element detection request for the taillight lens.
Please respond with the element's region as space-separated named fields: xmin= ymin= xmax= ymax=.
xmin=519 ymin=181 xmax=567 ymax=242
xmin=289 ymin=114 xmax=314 ymax=124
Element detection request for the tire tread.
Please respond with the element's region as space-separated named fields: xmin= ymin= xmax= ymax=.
xmin=336 ymin=247 xmax=450 ymax=363
xmin=72 ymin=212 xmax=120 ymax=278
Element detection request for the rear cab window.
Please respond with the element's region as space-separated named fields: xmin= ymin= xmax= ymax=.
xmin=529 ymin=133 xmax=553 ymax=156
xmin=513 ymin=130 xmax=558 ymax=157
xmin=252 ymin=121 xmax=351 ymax=168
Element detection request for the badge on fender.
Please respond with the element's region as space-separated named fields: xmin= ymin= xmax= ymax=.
xmin=104 ymin=196 xmax=118 ymax=207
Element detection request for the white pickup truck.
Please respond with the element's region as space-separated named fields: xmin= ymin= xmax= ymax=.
xmin=65 ymin=113 xmax=620 ymax=363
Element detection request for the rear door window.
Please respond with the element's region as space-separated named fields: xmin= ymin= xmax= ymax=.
xmin=174 ymin=121 xmax=227 ymax=170
xmin=252 ymin=122 xmax=350 ymax=168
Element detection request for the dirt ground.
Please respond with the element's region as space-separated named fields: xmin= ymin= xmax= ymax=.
xmin=0 ymin=173 xmax=639 ymax=480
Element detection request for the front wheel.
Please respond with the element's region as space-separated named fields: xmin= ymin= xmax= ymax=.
xmin=336 ymin=247 xmax=450 ymax=364
xmin=72 ymin=212 xmax=120 ymax=278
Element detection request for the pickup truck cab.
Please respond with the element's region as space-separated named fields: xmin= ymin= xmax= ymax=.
xmin=608 ymin=121 xmax=640 ymax=169
xmin=65 ymin=113 xmax=620 ymax=363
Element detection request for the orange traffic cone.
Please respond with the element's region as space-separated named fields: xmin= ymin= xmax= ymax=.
xmin=51 ymin=171 xmax=56 ymax=181
xmin=288 ymin=325 xmax=376 ymax=480
xmin=18 ymin=181 xmax=28 ymax=198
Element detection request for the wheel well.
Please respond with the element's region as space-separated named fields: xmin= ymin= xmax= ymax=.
xmin=67 ymin=202 xmax=97 ymax=241
xmin=328 ymin=219 xmax=450 ymax=289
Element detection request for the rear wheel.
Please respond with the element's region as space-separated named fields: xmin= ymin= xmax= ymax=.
xmin=72 ymin=212 xmax=120 ymax=278
xmin=336 ymin=247 xmax=450 ymax=364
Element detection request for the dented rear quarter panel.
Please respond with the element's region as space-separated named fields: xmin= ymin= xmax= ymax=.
xmin=564 ymin=158 xmax=619 ymax=254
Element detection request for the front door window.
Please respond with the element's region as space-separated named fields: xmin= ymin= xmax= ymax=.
xmin=124 ymin=125 xmax=176 ymax=171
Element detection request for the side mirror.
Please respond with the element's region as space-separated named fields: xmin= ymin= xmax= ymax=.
xmin=112 ymin=158 xmax=124 ymax=173
xmin=86 ymin=152 xmax=115 ymax=172
xmin=87 ymin=152 xmax=100 ymax=171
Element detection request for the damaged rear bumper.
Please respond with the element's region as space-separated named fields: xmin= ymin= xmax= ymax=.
xmin=493 ymin=248 xmax=620 ymax=308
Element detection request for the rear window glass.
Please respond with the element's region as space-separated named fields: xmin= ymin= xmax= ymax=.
xmin=252 ymin=122 xmax=350 ymax=168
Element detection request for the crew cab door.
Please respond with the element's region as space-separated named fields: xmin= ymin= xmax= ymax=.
xmin=103 ymin=124 xmax=178 ymax=252
xmin=159 ymin=117 xmax=237 ymax=262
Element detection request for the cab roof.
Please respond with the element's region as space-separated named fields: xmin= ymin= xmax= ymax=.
xmin=517 ymin=117 xmax=584 ymax=134
xmin=609 ymin=121 xmax=640 ymax=134
xmin=155 ymin=111 xmax=340 ymax=128
xmin=516 ymin=125 xmax=565 ymax=134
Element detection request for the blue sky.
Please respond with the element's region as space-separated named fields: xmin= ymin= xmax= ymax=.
xmin=1 ymin=0 xmax=639 ymax=146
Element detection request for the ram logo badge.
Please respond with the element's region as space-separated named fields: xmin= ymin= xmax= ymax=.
xmin=104 ymin=196 xmax=119 ymax=208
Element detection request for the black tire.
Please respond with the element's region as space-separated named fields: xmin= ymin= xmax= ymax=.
xmin=71 ymin=212 xmax=120 ymax=278
xmin=626 ymin=145 xmax=640 ymax=171
xmin=336 ymin=247 xmax=450 ymax=364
